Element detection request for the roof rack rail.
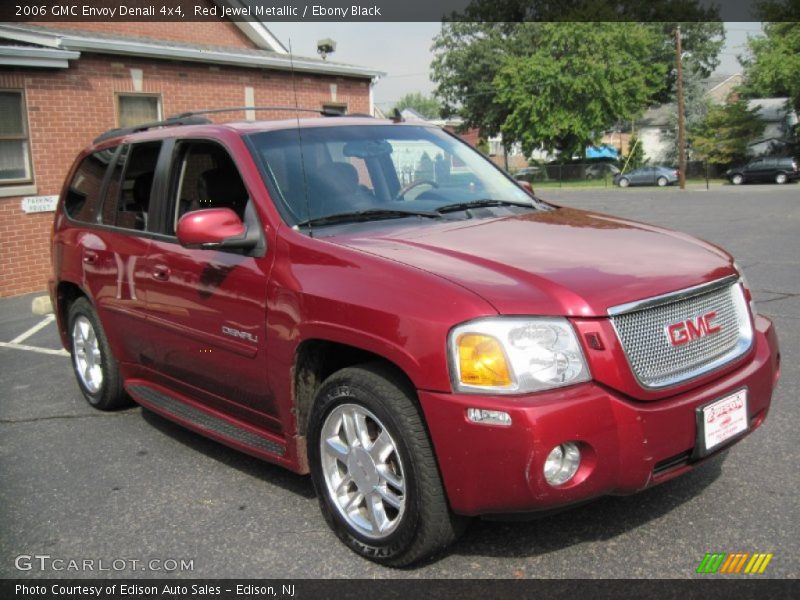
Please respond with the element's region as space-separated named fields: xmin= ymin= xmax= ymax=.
xmin=93 ymin=115 xmax=211 ymax=144
xmin=169 ymin=106 xmax=348 ymax=120
xmin=93 ymin=106 xmax=379 ymax=144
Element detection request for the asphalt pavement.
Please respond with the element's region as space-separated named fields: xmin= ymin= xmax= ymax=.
xmin=0 ymin=183 xmax=797 ymax=579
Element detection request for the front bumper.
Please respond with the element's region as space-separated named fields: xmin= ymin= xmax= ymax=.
xmin=419 ymin=315 xmax=779 ymax=516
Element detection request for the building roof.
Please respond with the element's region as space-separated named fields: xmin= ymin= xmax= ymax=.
xmin=637 ymin=104 xmax=672 ymax=128
xmin=747 ymin=97 xmax=796 ymax=124
xmin=214 ymin=0 xmax=288 ymax=53
xmin=0 ymin=23 xmax=384 ymax=80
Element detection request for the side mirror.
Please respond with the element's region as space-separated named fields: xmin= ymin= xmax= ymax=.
xmin=517 ymin=180 xmax=535 ymax=195
xmin=177 ymin=208 xmax=254 ymax=250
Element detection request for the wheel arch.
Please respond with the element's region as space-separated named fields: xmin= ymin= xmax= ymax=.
xmin=292 ymin=339 xmax=418 ymax=439
xmin=54 ymin=280 xmax=91 ymax=351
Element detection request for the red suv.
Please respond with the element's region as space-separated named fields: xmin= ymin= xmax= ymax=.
xmin=50 ymin=112 xmax=780 ymax=566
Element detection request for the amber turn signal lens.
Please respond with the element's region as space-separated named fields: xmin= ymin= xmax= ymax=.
xmin=457 ymin=333 xmax=512 ymax=387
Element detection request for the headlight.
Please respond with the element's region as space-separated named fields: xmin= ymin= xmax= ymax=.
xmin=448 ymin=317 xmax=590 ymax=394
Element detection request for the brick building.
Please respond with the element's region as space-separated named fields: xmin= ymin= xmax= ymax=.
xmin=0 ymin=5 xmax=381 ymax=296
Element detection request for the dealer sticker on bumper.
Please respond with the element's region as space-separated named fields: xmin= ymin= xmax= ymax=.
xmin=700 ymin=388 xmax=749 ymax=453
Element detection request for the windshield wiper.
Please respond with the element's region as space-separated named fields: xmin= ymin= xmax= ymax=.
xmin=295 ymin=208 xmax=441 ymax=228
xmin=435 ymin=199 xmax=533 ymax=214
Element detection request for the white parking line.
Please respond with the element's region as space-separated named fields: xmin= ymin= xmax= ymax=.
xmin=10 ymin=314 xmax=56 ymax=344
xmin=0 ymin=341 xmax=69 ymax=357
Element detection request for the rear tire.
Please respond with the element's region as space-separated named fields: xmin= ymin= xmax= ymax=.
xmin=68 ymin=297 xmax=129 ymax=410
xmin=775 ymin=172 xmax=787 ymax=184
xmin=731 ymin=173 xmax=744 ymax=185
xmin=308 ymin=363 xmax=465 ymax=566
xmin=618 ymin=177 xmax=630 ymax=188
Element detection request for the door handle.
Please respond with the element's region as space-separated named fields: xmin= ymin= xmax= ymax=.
xmin=152 ymin=265 xmax=171 ymax=281
xmin=83 ymin=251 xmax=98 ymax=265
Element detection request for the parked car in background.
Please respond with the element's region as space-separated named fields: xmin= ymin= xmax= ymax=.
xmin=614 ymin=166 xmax=679 ymax=188
xmin=513 ymin=165 xmax=546 ymax=183
xmin=585 ymin=163 xmax=620 ymax=179
xmin=726 ymin=156 xmax=799 ymax=185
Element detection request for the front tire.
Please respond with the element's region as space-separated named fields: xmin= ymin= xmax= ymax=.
xmin=775 ymin=172 xmax=787 ymax=184
xmin=68 ymin=297 xmax=129 ymax=410
xmin=731 ymin=173 xmax=744 ymax=185
xmin=657 ymin=176 xmax=668 ymax=187
xmin=618 ymin=177 xmax=630 ymax=188
xmin=308 ymin=364 xmax=464 ymax=566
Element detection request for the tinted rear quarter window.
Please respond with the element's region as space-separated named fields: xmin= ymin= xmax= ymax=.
xmin=64 ymin=149 xmax=116 ymax=222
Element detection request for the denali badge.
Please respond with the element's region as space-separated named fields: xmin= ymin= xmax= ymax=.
xmin=666 ymin=311 xmax=721 ymax=346
xmin=221 ymin=325 xmax=258 ymax=343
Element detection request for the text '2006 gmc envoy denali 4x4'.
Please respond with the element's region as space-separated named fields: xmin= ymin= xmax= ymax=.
xmin=50 ymin=110 xmax=780 ymax=566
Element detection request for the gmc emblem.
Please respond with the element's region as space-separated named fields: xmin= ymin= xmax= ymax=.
xmin=666 ymin=311 xmax=721 ymax=346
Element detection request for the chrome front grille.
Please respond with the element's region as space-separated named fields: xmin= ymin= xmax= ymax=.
xmin=609 ymin=278 xmax=753 ymax=388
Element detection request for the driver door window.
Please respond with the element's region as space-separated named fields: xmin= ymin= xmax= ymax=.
xmin=170 ymin=141 xmax=250 ymax=235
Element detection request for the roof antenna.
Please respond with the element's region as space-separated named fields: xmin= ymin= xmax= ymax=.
xmin=289 ymin=38 xmax=313 ymax=238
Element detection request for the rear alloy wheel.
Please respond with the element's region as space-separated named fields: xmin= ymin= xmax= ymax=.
xmin=731 ymin=173 xmax=744 ymax=185
xmin=68 ymin=298 xmax=129 ymax=410
xmin=618 ymin=177 xmax=630 ymax=188
xmin=657 ymin=176 xmax=668 ymax=187
xmin=308 ymin=364 xmax=464 ymax=566
xmin=775 ymin=172 xmax=787 ymax=184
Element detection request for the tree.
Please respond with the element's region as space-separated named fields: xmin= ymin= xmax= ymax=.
xmin=492 ymin=23 xmax=666 ymax=158
xmin=624 ymin=134 xmax=648 ymax=170
xmin=690 ymin=99 xmax=766 ymax=165
xmin=392 ymin=92 xmax=442 ymax=120
xmin=430 ymin=2 xmax=724 ymax=140
xmin=661 ymin=65 xmax=711 ymax=164
xmin=741 ymin=22 xmax=800 ymax=114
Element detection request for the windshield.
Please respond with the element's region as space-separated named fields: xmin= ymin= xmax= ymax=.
xmin=247 ymin=124 xmax=534 ymax=226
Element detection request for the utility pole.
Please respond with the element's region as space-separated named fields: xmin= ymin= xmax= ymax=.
xmin=676 ymin=26 xmax=686 ymax=190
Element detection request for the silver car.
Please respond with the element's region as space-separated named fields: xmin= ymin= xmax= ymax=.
xmin=614 ymin=166 xmax=678 ymax=187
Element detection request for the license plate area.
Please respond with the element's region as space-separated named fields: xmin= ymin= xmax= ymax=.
xmin=694 ymin=388 xmax=749 ymax=458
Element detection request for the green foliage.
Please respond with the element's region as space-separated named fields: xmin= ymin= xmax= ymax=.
xmin=690 ymin=100 xmax=766 ymax=165
xmin=624 ymin=134 xmax=648 ymax=170
xmin=431 ymin=2 xmax=724 ymax=143
xmin=431 ymin=21 xmax=515 ymax=137
xmin=741 ymin=22 xmax=800 ymax=114
xmin=492 ymin=23 xmax=665 ymax=157
xmin=646 ymin=22 xmax=725 ymax=104
xmin=392 ymin=92 xmax=442 ymax=120
xmin=661 ymin=67 xmax=712 ymax=163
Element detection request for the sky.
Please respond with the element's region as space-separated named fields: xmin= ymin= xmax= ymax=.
xmin=266 ymin=22 xmax=765 ymax=111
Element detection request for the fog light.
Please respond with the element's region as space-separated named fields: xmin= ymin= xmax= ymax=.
xmin=544 ymin=442 xmax=581 ymax=486
xmin=467 ymin=408 xmax=512 ymax=427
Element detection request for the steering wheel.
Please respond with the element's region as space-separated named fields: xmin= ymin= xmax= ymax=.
xmin=394 ymin=179 xmax=438 ymax=200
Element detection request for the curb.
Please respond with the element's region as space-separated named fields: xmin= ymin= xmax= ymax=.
xmin=32 ymin=295 xmax=53 ymax=316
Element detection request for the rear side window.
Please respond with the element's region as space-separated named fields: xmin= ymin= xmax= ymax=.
xmin=64 ymin=149 xmax=116 ymax=222
xmin=102 ymin=141 xmax=161 ymax=231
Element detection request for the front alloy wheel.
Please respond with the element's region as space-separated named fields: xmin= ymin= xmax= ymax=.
xmin=657 ymin=176 xmax=668 ymax=187
xmin=308 ymin=364 xmax=464 ymax=566
xmin=618 ymin=177 xmax=630 ymax=188
xmin=775 ymin=172 xmax=787 ymax=184
xmin=320 ymin=403 xmax=406 ymax=539
xmin=731 ymin=173 xmax=744 ymax=185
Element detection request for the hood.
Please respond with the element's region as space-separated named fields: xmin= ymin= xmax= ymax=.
xmin=328 ymin=207 xmax=735 ymax=317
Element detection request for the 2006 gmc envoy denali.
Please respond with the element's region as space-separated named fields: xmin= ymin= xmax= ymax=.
xmin=50 ymin=110 xmax=780 ymax=566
